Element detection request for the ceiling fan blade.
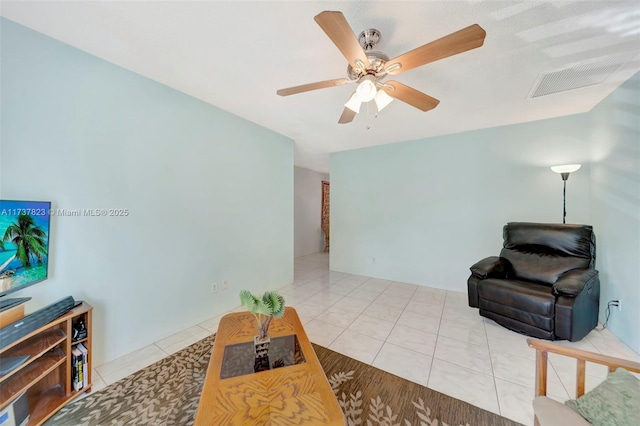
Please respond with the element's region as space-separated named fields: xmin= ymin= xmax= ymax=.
xmin=382 ymin=81 xmax=440 ymax=111
xmin=338 ymin=107 xmax=357 ymax=124
xmin=385 ymin=24 xmax=486 ymax=75
xmin=314 ymin=11 xmax=370 ymax=70
xmin=277 ymin=78 xmax=351 ymax=96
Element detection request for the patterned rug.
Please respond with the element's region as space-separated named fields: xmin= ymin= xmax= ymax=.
xmin=47 ymin=334 xmax=521 ymax=425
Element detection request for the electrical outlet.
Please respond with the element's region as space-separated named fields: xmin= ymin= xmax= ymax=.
xmin=222 ymin=280 xmax=228 ymax=290
xmin=617 ymin=300 xmax=622 ymax=311
xmin=211 ymin=282 xmax=218 ymax=294
xmin=372 ymin=257 xmax=376 ymax=264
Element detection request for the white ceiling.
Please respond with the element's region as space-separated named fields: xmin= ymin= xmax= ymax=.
xmin=2 ymin=1 xmax=639 ymax=173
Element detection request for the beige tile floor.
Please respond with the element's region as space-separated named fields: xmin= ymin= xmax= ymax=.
xmin=91 ymin=252 xmax=640 ymax=426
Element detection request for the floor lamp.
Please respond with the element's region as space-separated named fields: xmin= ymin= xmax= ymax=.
xmin=550 ymin=164 xmax=581 ymax=224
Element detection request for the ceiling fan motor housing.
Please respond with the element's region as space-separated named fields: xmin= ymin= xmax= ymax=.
xmin=359 ymin=28 xmax=381 ymax=50
xmin=346 ymin=29 xmax=388 ymax=80
xmin=347 ymin=51 xmax=389 ymax=80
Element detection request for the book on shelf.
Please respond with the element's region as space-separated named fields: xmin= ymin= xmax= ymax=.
xmin=71 ymin=346 xmax=83 ymax=391
xmin=76 ymin=343 xmax=89 ymax=388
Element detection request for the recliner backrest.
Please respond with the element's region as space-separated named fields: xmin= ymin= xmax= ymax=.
xmin=499 ymin=222 xmax=596 ymax=285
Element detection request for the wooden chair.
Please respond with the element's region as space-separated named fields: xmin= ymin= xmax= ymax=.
xmin=527 ymin=338 xmax=640 ymax=426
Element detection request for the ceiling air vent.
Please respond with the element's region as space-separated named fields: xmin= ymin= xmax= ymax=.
xmin=529 ymin=55 xmax=627 ymax=98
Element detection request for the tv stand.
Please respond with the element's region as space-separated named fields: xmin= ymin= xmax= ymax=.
xmin=0 ymin=302 xmax=93 ymax=425
xmin=0 ymin=297 xmax=32 ymax=312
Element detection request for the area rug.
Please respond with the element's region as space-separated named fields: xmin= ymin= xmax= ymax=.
xmin=47 ymin=335 xmax=521 ymax=425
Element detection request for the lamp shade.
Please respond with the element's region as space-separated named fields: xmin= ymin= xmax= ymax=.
xmin=374 ymin=89 xmax=394 ymax=112
xmin=344 ymin=92 xmax=361 ymax=113
xmin=356 ymin=76 xmax=377 ymax=102
xmin=551 ymin=164 xmax=581 ymax=173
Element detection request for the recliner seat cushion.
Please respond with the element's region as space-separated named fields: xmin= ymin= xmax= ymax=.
xmin=478 ymin=278 xmax=555 ymax=331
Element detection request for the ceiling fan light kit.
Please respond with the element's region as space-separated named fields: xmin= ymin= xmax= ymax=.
xmin=374 ymin=89 xmax=394 ymax=112
xmin=345 ymin=92 xmax=362 ymax=113
xmin=356 ymin=75 xmax=377 ymax=102
xmin=277 ymin=11 xmax=486 ymax=124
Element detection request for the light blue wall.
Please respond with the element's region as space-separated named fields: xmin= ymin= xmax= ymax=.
xmin=331 ymin=114 xmax=591 ymax=290
xmin=331 ymin=77 xmax=639 ymax=353
xmin=0 ymin=18 xmax=294 ymax=364
xmin=589 ymin=73 xmax=640 ymax=353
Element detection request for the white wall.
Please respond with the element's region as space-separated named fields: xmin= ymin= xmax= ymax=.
xmin=1 ymin=18 xmax=294 ymax=364
xmin=294 ymin=166 xmax=329 ymax=257
xmin=331 ymin=114 xmax=591 ymax=291
xmin=588 ymin=72 xmax=640 ymax=353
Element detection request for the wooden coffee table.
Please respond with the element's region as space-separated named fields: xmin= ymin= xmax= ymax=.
xmin=194 ymin=307 xmax=345 ymax=425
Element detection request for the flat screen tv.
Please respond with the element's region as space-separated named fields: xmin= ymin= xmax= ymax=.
xmin=0 ymin=200 xmax=51 ymax=309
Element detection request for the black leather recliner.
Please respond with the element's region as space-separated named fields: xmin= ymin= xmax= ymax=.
xmin=468 ymin=222 xmax=600 ymax=342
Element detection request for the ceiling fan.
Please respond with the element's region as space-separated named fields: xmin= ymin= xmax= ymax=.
xmin=277 ymin=11 xmax=486 ymax=124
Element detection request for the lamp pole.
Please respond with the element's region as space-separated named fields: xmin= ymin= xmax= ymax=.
xmin=550 ymin=165 xmax=581 ymax=225
xmin=561 ymin=172 xmax=569 ymax=224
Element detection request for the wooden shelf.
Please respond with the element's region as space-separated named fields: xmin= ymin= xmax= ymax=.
xmin=0 ymin=349 xmax=65 ymax=407
xmin=26 ymin=384 xmax=65 ymax=426
xmin=0 ymin=302 xmax=93 ymax=425
xmin=71 ymin=337 xmax=88 ymax=345
xmin=1 ymin=329 xmax=66 ymax=382
xmin=25 ymin=384 xmax=88 ymax=426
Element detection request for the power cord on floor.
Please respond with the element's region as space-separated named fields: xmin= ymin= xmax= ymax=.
xmin=595 ymin=300 xmax=619 ymax=331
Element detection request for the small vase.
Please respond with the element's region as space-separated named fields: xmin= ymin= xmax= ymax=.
xmin=254 ymin=354 xmax=270 ymax=372
xmin=254 ymin=334 xmax=271 ymax=359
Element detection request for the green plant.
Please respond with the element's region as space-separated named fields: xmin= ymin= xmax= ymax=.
xmin=239 ymin=290 xmax=286 ymax=339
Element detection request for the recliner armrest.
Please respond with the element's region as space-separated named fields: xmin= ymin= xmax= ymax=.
xmin=553 ymin=269 xmax=599 ymax=297
xmin=469 ymin=256 xmax=508 ymax=279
